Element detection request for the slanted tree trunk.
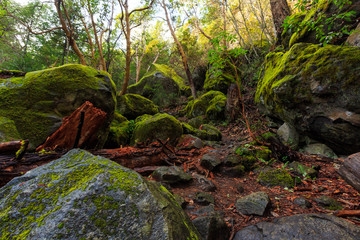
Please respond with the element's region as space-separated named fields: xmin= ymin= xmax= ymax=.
xmin=270 ymin=0 xmax=291 ymax=44
xmin=161 ymin=0 xmax=197 ymax=99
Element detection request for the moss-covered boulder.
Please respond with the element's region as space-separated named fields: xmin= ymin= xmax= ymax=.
xmin=0 ymin=149 xmax=200 ymax=239
xmin=258 ymin=168 xmax=294 ymax=188
xmin=128 ymin=64 xmax=190 ymax=107
xmin=282 ymin=0 xmax=360 ymax=48
xmin=183 ymin=91 xmax=226 ymax=121
xmin=117 ymin=94 xmax=159 ymax=120
xmin=0 ymin=116 xmax=21 ymax=142
xmin=132 ymin=113 xmax=183 ymax=145
xmin=182 ymin=123 xmax=222 ymax=141
xmin=204 ymin=66 xmax=236 ymax=94
xmin=0 ymin=64 xmax=116 ymax=149
xmin=104 ymin=113 xmax=132 ymax=148
xmin=256 ymin=43 xmax=360 ymax=154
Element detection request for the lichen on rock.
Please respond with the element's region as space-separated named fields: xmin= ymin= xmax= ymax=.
xmin=0 ymin=149 xmax=200 ymax=239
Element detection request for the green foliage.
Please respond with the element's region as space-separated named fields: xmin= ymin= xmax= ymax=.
xmin=284 ymin=0 xmax=356 ymax=45
xmin=207 ymin=31 xmax=247 ymax=78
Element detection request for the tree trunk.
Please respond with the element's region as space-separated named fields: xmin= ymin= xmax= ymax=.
xmin=55 ymin=0 xmax=87 ymax=65
xmin=161 ymin=0 xmax=197 ymax=99
xmin=119 ymin=15 xmax=132 ymax=96
xmin=270 ymin=0 xmax=291 ymax=44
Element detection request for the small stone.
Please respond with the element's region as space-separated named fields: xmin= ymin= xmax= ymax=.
xmin=224 ymin=154 xmax=241 ymax=167
xmin=288 ymin=161 xmax=318 ymax=179
xmin=258 ymin=168 xmax=294 ymax=188
xmin=315 ymin=196 xmax=342 ymax=210
xmin=192 ymin=211 xmax=230 ymax=240
xmin=277 ymin=122 xmax=299 ymax=149
xmin=235 ymin=192 xmax=270 ymax=216
xmin=194 ymin=192 xmax=215 ymax=206
xmin=236 ymin=184 xmax=245 ymax=193
xmin=294 ymin=197 xmax=312 ymax=209
xmin=200 ymin=153 xmax=221 ymax=171
xmin=222 ymin=165 xmax=245 ymax=177
xmin=302 ymin=143 xmax=338 ymax=159
xmin=177 ymin=134 xmax=203 ymax=150
xmin=191 ymin=204 xmax=215 ymax=216
xmin=152 ymin=166 xmax=192 ymax=184
xmin=193 ymin=173 xmax=217 ymax=192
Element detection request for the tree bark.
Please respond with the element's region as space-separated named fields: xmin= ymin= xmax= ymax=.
xmin=161 ymin=0 xmax=197 ymax=99
xmin=270 ymin=0 xmax=291 ymax=44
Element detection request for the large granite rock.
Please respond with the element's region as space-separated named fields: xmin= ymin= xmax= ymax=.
xmin=127 ymin=64 xmax=190 ymax=107
xmin=0 ymin=64 xmax=117 ymax=149
xmin=0 ymin=149 xmax=200 ymax=239
xmin=233 ymin=214 xmax=360 ymax=240
xmin=256 ymin=43 xmax=360 ymax=154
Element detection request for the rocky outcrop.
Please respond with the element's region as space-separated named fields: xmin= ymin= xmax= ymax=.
xmin=0 ymin=149 xmax=200 ymax=239
xmin=256 ymin=43 xmax=360 ymax=154
xmin=0 ymin=64 xmax=116 ymax=149
xmin=233 ymin=214 xmax=360 ymax=240
xmin=117 ymin=94 xmax=158 ymax=120
xmin=127 ymin=64 xmax=190 ymax=106
xmin=182 ymin=123 xmax=222 ymax=141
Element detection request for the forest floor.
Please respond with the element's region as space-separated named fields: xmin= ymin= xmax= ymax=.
xmin=0 ymin=89 xmax=359 ymax=235
xmin=161 ymin=97 xmax=360 ymax=234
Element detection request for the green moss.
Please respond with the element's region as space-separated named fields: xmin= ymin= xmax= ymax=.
xmin=117 ymin=94 xmax=159 ymax=120
xmin=204 ymin=67 xmax=236 ymax=93
xmin=258 ymin=169 xmax=294 ymax=188
xmin=184 ymin=91 xmax=226 ymax=121
xmin=182 ymin=122 xmax=222 ymax=141
xmin=255 ymin=43 xmax=360 ymax=123
xmin=0 ymin=64 xmax=117 ymax=148
xmin=0 ymin=116 xmax=21 ymax=142
xmin=131 ymin=113 xmax=183 ymax=145
xmin=145 ymin=181 xmax=200 ymax=239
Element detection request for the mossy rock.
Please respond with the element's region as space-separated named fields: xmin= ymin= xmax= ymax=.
xmin=117 ymin=94 xmax=159 ymax=120
xmin=104 ymin=113 xmax=133 ymax=148
xmin=182 ymin=123 xmax=222 ymax=141
xmin=0 ymin=149 xmax=201 ymax=239
xmin=131 ymin=113 xmax=183 ymax=145
xmin=0 ymin=64 xmax=117 ymax=149
xmin=235 ymin=144 xmax=272 ymax=167
xmin=282 ymin=0 xmax=360 ymax=48
xmin=0 ymin=116 xmax=21 ymax=142
xmin=258 ymin=168 xmax=294 ymax=188
xmin=204 ymin=66 xmax=236 ymax=94
xmin=256 ymin=43 xmax=360 ymax=154
xmin=183 ymin=91 xmax=226 ymax=121
xmin=128 ymin=64 xmax=189 ymax=107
